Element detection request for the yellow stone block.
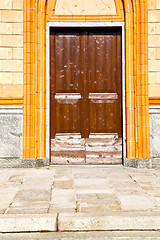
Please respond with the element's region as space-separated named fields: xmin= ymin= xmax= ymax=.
xmin=148 ymin=48 xmax=156 ymax=59
xmin=0 ymin=72 xmax=23 ymax=84
xmin=156 ymin=48 xmax=160 ymax=59
xmin=0 ymin=72 xmax=12 ymax=84
xmin=0 ymin=0 xmax=12 ymax=10
xmin=13 ymin=48 xmax=23 ymax=60
xmin=156 ymin=0 xmax=160 ymax=9
xmin=148 ymin=23 xmax=155 ymax=34
xmin=0 ymin=35 xmax=23 ymax=47
xmin=1 ymin=10 xmax=23 ymax=22
xmin=12 ymin=0 xmax=23 ymax=10
xmin=149 ymin=83 xmax=160 ymax=97
xmin=148 ymin=72 xmax=157 ymax=83
xmin=0 ymin=23 xmax=12 ymax=34
xmin=148 ymin=35 xmax=160 ymax=47
xmin=148 ymin=0 xmax=156 ymax=9
xmin=149 ymin=60 xmax=160 ymax=71
xmin=0 ymin=84 xmax=23 ymax=98
xmin=155 ymin=23 xmax=160 ymax=34
xmin=156 ymin=73 xmax=160 ymax=83
xmin=0 ymin=47 xmax=12 ymax=59
xmin=12 ymin=72 xmax=23 ymax=84
xmin=12 ymin=23 xmax=23 ymax=34
xmin=148 ymin=10 xmax=160 ymax=22
xmin=148 ymin=72 xmax=160 ymax=84
xmin=0 ymin=60 xmax=23 ymax=72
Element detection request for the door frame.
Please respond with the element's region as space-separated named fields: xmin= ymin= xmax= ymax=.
xmin=46 ymin=22 xmax=126 ymax=162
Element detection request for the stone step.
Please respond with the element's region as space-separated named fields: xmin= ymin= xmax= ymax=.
xmin=1 ymin=212 xmax=160 ymax=232
xmin=58 ymin=212 xmax=160 ymax=231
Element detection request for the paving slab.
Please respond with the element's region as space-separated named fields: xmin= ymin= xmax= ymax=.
xmin=0 ymin=166 xmax=160 ymax=232
xmin=117 ymin=195 xmax=156 ymax=211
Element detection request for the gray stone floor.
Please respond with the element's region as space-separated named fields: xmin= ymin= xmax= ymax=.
xmin=0 ymin=165 xmax=160 ymax=215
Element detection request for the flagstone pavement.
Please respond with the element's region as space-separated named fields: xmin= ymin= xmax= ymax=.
xmin=0 ymin=165 xmax=160 ymax=215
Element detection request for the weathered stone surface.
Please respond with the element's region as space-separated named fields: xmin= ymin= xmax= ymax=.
xmin=49 ymin=204 xmax=76 ymax=213
xmin=74 ymin=179 xmax=110 ymax=190
xmin=152 ymin=158 xmax=160 ymax=169
xmin=150 ymin=108 xmax=160 ymax=159
xmin=73 ymin=173 xmax=106 ymax=179
xmin=77 ymin=201 xmax=121 ymax=213
xmin=0 ymin=166 xmax=160 ymax=233
xmin=7 ymin=208 xmax=49 ymax=214
xmin=1 ymin=231 xmax=160 ymax=240
xmin=124 ymin=158 xmax=152 ymax=169
xmin=117 ymin=195 xmax=156 ymax=211
xmin=10 ymin=201 xmax=50 ymax=209
xmin=13 ymin=189 xmax=51 ymax=202
xmin=53 ymin=181 xmax=74 ymax=189
xmin=0 ymin=214 xmax=57 ymax=232
xmin=0 ymin=158 xmax=50 ymax=168
xmin=0 ymin=113 xmax=22 ymax=158
xmin=58 ymin=213 xmax=160 ymax=231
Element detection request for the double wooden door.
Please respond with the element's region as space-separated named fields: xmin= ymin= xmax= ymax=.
xmin=50 ymin=27 xmax=122 ymax=164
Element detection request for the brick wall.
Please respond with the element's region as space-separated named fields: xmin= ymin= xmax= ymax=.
xmin=0 ymin=0 xmax=23 ymax=98
xmin=148 ymin=0 xmax=160 ymax=97
xmin=0 ymin=0 xmax=160 ymax=99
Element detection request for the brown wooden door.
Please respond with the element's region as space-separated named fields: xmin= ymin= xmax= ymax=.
xmin=50 ymin=27 xmax=122 ymax=164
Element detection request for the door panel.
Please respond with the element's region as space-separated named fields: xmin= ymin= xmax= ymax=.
xmin=54 ymin=33 xmax=82 ymax=93
xmin=55 ymin=99 xmax=81 ymax=133
xmin=50 ymin=27 xmax=122 ymax=164
xmin=89 ymin=100 xmax=118 ymax=133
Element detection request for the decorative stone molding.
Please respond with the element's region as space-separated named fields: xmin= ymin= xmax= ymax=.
xmin=23 ymin=0 xmax=150 ymax=162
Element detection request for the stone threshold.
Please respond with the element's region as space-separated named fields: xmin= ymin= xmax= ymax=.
xmin=0 ymin=212 xmax=160 ymax=232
